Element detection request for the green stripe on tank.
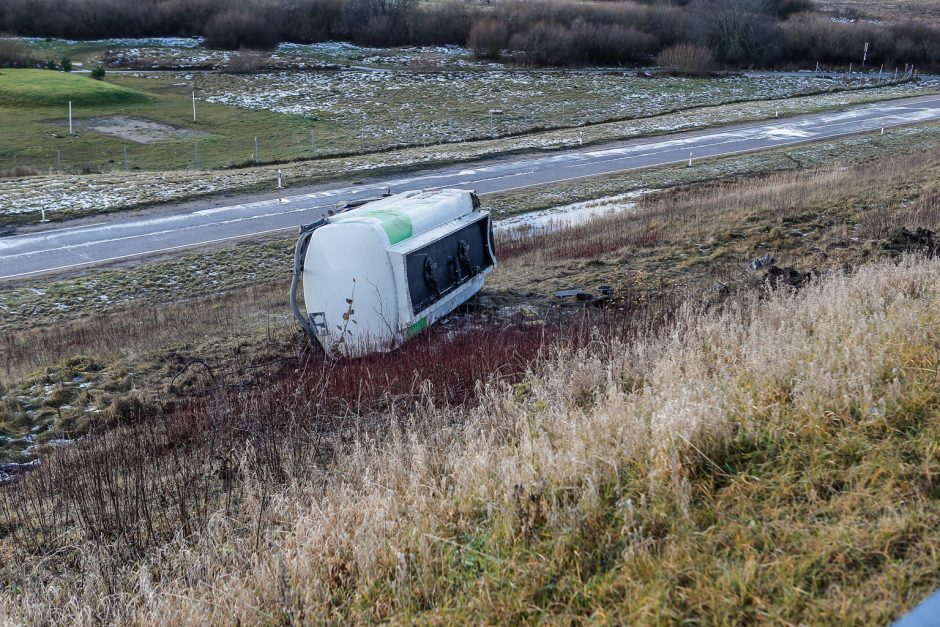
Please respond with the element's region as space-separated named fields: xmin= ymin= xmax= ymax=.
xmin=406 ymin=317 xmax=427 ymax=337
xmin=357 ymin=208 xmax=413 ymax=244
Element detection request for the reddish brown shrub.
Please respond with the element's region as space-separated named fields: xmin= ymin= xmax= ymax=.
xmin=656 ymin=43 xmax=717 ymax=74
xmin=468 ymin=18 xmax=508 ymax=60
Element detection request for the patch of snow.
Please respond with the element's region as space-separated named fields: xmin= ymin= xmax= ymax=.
xmin=765 ymin=128 xmax=815 ymax=138
xmin=497 ymin=190 xmax=651 ymax=237
xmin=10 ymin=36 xmax=204 ymax=48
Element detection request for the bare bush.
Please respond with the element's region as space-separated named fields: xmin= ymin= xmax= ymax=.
xmin=0 ymin=0 xmax=937 ymax=71
xmin=204 ymin=8 xmax=279 ymax=50
xmin=689 ymin=0 xmax=782 ymax=66
xmin=510 ymin=19 xmax=656 ymax=66
xmin=408 ymin=55 xmax=438 ymax=72
xmin=407 ymin=1 xmax=470 ymax=46
xmin=468 ymin=18 xmax=508 ymax=60
xmin=569 ymin=20 xmax=657 ymax=65
xmin=0 ymin=165 xmax=40 ymax=178
xmin=0 ymin=36 xmax=31 ymax=67
xmin=656 ymin=43 xmax=716 ymax=74
xmin=782 ymin=14 xmax=940 ymax=68
xmin=226 ymin=48 xmax=266 ymax=73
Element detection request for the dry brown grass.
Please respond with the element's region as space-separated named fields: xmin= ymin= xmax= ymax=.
xmin=2 ymin=254 xmax=938 ymax=623
xmin=0 ymin=282 xmax=292 ymax=387
xmin=491 ymin=147 xmax=940 ymax=301
xmin=815 ymin=0 xmax=940 ymax=22
xmin=1 ymin=147 xmax=939 ymax=623
xmin=656 ymin=43 xmax=717 ymax=74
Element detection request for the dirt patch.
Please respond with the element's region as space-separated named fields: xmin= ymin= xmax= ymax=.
xmin=883 ymin=227 xmax=938 ymax=257
xmin=763 ymin=264 xmax=817 ymax=289
xmin=57 ymin=116 xmax=208 ymax=144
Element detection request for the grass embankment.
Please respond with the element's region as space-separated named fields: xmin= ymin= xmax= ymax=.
xmin=489 ymin=148 xmax=940 ymax=302
xmin=1 ymin=255 xmax=939 ymax=623
xmin=0 ymin=69 xmax=148 ymax=107
xmin=0 ymin=132 xmax=938 ymax=621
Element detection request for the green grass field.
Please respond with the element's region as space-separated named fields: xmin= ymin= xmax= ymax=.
xmin=0 ymin=69 xmax=149 ymax=107
xmin=0 ymin=69 xmax=343 ymax=172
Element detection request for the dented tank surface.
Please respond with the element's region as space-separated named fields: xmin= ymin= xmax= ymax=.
xmin=290 ymin=188 xmax=497 ymax=358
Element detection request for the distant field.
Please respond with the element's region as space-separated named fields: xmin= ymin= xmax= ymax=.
xmin=0 ymin=38 xmax=928 ymax=176
xmin=8 ymin=38 xmax=479 ymax=72
xmin=186 ymin=70 xmax=884 ymax=146
xmin=814 ymin=0 xmax=940 ymax=21
xmin=1 ymin=79 xmax=936 ymax=225
xmin=0 ymin=69 xmax=341 ymax=172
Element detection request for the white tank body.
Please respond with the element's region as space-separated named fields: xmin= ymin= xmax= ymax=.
xmin=296 ymin=189 xmax=497 ymax=358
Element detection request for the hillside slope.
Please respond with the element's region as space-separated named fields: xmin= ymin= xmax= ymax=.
xmin=2 ymin=256 xmax=939 ymax=623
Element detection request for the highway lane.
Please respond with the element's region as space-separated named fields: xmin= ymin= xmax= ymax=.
xmin=2 ymin=94 xmax=939 ymax=281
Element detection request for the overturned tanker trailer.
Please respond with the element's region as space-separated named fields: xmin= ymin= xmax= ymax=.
xmin=290 ymin=189 xmax=497 ymax=358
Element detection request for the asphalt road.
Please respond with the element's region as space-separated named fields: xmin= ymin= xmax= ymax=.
xmin=2 ymin=94 xmax=939 ymax=281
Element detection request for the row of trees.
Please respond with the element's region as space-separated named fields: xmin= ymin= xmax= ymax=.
xmin=1 ymin=0 xmax=938 ymax=69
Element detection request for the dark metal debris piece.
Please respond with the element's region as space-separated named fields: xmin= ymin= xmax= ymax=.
xmin=749 ymin=253 xmax=774 ymax=271
xmin=554 ymin=288 xmax=591 ymax=299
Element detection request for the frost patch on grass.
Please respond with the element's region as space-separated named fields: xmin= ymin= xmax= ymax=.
xmin=192 ymin=71 xmax=887 ymax=144
xmin=496 ymin=190 xmax=650 ymax=238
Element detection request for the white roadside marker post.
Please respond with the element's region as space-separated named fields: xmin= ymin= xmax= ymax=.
xmin=277 ymin=169 xmax=283 ymax=189
xmin=579 ymin=131 xmax=583 ymax=146
xmin=881 ymin=126 xmax=885 ymax=135
xmin=776 ymin=107 xmax=779 ymax=118
xmin=688 ymin=151 xmax=693 ymax=167
xmin=40 ymin=206 xmax=49 ymax=223
xmin=68 ymin=101 xmax=73 ymax=135
xmin=488 ymin=109 xmax=503 ymax=138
